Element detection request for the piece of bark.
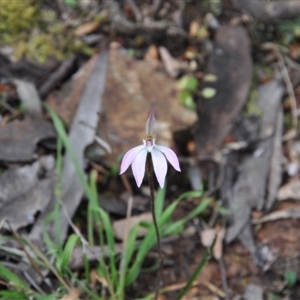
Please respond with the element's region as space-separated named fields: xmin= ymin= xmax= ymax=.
xmin=224 ymin=80 xmax=284 ymax=244
xmin=14 ymin=79 xmax=42 ymax=118
xmin=159 ymin=46 xmax=181 ymax=78
xmin=244 ymin=284 xmax=264 ymax=300
xmin=235 ymin=0 xmax=300 ymax=23
xmin=239 ymin=224 xmax=256 ymax=259
xmin=30 ymin=44 xmax=109 ymax=243
xmin=253 ymin=80 xmax=284 ymax=210
xmin=195 ymin=25 xmax=252 ymax=157
xmin=0 ymin=156 xmax=55 ymax=230
xmin=0 ymin=119 xmax=56 ymax=162
xmin=266 ymin=108 xmax=283 ymax=210
xmin=46 ymin=55 xmax=98 ymax=125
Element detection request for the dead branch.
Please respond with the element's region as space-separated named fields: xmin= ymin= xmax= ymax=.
xmin=126 ymin=0 xmax=143 ymax=22
xmin=103 ymin=0 xmax=186 ymax=42
xmin=235 ymin=0 xmax=300 ymax=23
xmin=39 ymin=55 xmax=76 ymax=98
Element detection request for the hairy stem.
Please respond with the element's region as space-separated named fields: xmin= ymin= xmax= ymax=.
xmin=147 ymin=154 xmax=162 ymax=300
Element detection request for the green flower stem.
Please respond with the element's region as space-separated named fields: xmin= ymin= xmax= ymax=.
xmin=147 ymin=154 xmax=163 ymax=300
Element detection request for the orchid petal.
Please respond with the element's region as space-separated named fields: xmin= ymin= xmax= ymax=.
xmin=155 ymin=145 xmax=181 ymax=172
xmin=131 ymin=148 xmax=148 ymax=187
xmin=119 ymin=144 xmax=145 ymax=174
xmin=151 ymin=148 xmax=168 ymax=188
xmin=145 ymin=108 xmax=156 ymax=135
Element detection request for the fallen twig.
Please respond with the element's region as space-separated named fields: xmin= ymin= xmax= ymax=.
xmin=252 ymin=208 xmax=300 ymax=224
xmin=235 ymin=0 xmax=300 ymax=23
xmin=39 ymin=55 xmax=76 ymax=98
xmin=104 ymin=0 xmax=186 ymax=42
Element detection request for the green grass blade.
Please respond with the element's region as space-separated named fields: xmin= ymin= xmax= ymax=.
xmin=162 ymin=199 xmax=211 ymax=236
xmin=116 ymin=224 xmax=140 ymax=296
xmin=126 ymin=190 xmax=204 ymax=285
xmin=125 ymin=188 xmax=167 ymax=286
xmin=56 ymin=233 xmax=79 ymax=272
xmin=0 ymin=264 xmax=29 ymax=291
xmin=83 ymin=254 xmax=90 ymax=283
xmin=45 ymin=104 xmax=93 ymax=201
xmin=154 ymin=187 xmax=166 ymax=217
xmin=88 ymin=170 xmax=99 ymax=245
xmin=0 ymin=291 xmax=27 ymax=300
xmin=94 ymin=207 xmax=118 ymax=284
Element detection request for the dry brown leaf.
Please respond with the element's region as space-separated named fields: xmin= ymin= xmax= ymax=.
xmin=213 ymin=228 xmax=225 ymax=260
xmin=201 ymin=227 xmax=225 ymax=260
xmin=278 ymin=179 xmax=300 ymax=201
xmin=90 ymin=269 xmax=109 ymax=288
xmin=189 ymin=20 xmax=199 ymax=37
xmin=150 ymin=279 xmax=225 ymax=298
xmin=102 ymin=45 xmax=197 ymax=155
xmin=144 ymin=45 xmax=159 ymax=61
xmin=252 ymin=208 xmax=300 ymax=224
xmin=113 ymin=213 xmax=152 ymax=240
xmin=201 ymin=228 xmax=216 ymax=247
xmin=74 ymin=21 xmax=101 ymax=36
xmin=60 ymin=288 xmax=82 ymax=300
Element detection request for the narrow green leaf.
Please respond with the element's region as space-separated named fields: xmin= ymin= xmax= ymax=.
xmin=56 ymin=234 xmax=79 ymax=272
xmin=94 ymin=207 xmax=118 ymax=285
xmin=45 ymin=104 xmax=93 ymax=201
xmin=155 ymin=186 xmax=166 ymax=217
xmin=0 ymin=264 xmax=29 ymax=290
xmin=126 ymin=190 xmax=204 ymax=285
xmin=0 ymin=291 xmax=27 ymax=300
xmin=117 ymin=225 xmax=140 ymax=296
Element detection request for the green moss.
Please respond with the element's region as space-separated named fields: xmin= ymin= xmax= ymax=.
xmin=0 ymin=1 xmax=40 ymax=41
xmin=0 ymin=0 xmax=92 ymax=63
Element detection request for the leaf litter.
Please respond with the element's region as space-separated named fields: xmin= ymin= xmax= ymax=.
xmin=2 ymin=1 xmax=300 ymax=299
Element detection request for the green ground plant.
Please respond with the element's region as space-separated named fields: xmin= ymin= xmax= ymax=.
xmin=0 ymin=0 xmax=92 ymax=62
xmin=0 ymin=108 xmax=215 ymax=299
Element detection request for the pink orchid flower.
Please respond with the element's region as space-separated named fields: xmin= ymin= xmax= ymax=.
xmin=120 ymin=110 xmax=181 ymax=188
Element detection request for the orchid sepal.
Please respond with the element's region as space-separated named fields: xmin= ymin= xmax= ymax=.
xmin=120 ymin=110 xmax=181 ymax=188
